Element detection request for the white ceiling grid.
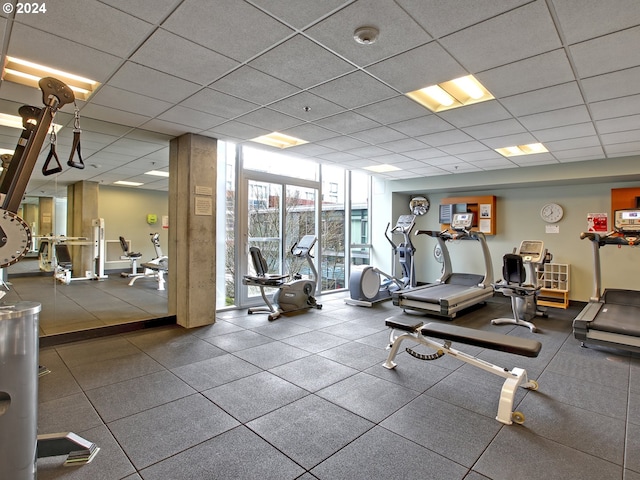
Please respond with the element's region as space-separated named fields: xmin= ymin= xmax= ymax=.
xmin=0 ymin=0 xmax=637 ymax=197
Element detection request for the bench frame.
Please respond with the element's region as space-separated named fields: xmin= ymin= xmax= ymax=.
xmin=383 ymin=318 xmax=539 ymax=425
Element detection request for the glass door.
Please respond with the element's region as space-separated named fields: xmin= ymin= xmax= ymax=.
xmin=239 ymin=176 xmax=318 ymax=306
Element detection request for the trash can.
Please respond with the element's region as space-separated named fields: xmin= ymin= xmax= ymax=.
xmin=0 ymin=301 xmax=42 ymax=480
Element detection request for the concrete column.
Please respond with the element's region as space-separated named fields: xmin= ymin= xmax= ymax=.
xmin=66 ymin=181 xmax=99 ymax=278
xmin=168 ymin=134 xmax=216 ymax=328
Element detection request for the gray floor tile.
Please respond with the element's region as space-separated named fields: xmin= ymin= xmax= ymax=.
xmin=626 ymin=422 xmax=640 ymax=473
xmin=171 ymin=353 xmax=262 ymax=391
xmin=38 ymin=392 xmax=103 ymax=434
xmin=251 ymin=320 xmax=314 ymax=340
xmin=204 ymin=329 xmax=274 ymax=352
xmin=311 ymin=426 xmax=467 ymax=480
xmin=380 ymin=394 xmax=502 ymax=468
xmin=66 ymin=351 xmax=165 ymax=390
xmin=108 ymin=394 xmax=239 ymax=469
xmin=233 ymin=340 xmax=311 ymax=369
xmin=85 ymin=370 xmax=195 ymax=422
xmin=55 ymin=336 xmax=142 ymax=367
xmin=38 ymin=349 xmax=83 ymax=403
xmin=536 ymin=370 xmax=628 ymax=419
xmin=365 ymin=351 xmax=453 ymax=392
xmin=280 ymin=330 xmax=350 ymax=353
xmin=317 ymin=340 xmax=389 ymax=370
xmin=474 ymin=427 xmax=623 ymax=480
xmin=247 ymin=395 xmax=374 ymax=469
xmin=316 ymin=372 xmax=419 ymax=423
xmin=269 ymin=354 xmax=358 ymax=392
xmin=518 ymin=393 xmax=626 ymax=464
xmin=37 ymin=424 xmax=136 ymax=480
xmin=546 ymin=349 xmax=631 ymax=390
xmin=139 ymin=426 xmax=305 ymax=480
xmin=203 ymin=371 xmax=308 ymax=423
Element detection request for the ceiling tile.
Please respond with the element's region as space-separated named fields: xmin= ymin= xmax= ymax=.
xmin=90 ymin=85 xmax=173 ymax=117
xmin=251 ymin=0 xmax=351 ymax=29
xmin=596 ymin=115 xmax=640 ymax=134
xmin=16 ymin=0 xmax=154 ymax=57
xmin=268 ymin=92 xmax=344 ymax=121
xmin=180 ymin=88 xmax=259 ymax=119
xmin=283 ymin=124 xmax=338 ymax=142
xmin=581 ymin=66 xmax=640 ymax=103
xmin=350 ymin=126 xmax=407 ymax=144
xmin=439 ymin=141 xmax=491 ymax=155
xmin=205 ymin=121 xmax=269 ymax=141
xmin=397 ymin=0 xmax=531 ymax=38
xmin=109 ymin=62 xmax=201 ymax=103
xmin=8 ymin=24 xmax=122 ymax=82
xmin=544 ymin=135 xmax=601 ymax=151
xmin=570 ymin=27 xmax=640 ymax=79
xmin=315 ymin=111 xmax=380 ymax=134
xmin=477 ymin=49 xmax=574 ymax=98
xmin=210 ymin=66 xmax=299 ymax=105
xmin=481 ymin=132 xmax=538 ymax=149
xmin=500 ymin=82 xmax=584 ymax=117
xmin=377 ymin=138 xmax=426 ymax=153
xmin=305 ymin=0 xmax=432 ymax=67
xmin=367 ymin=42 xmax=466 ymax=93
xmin=551 ymin=0 xmax=640 ymax=44
xmin=249 ymin=35 xmax=354 ymax=89
xmin=518 ymin=105 xmax=591 ymax=130
xmin=79 ymin=104 xmax=150 ymax=128
xmin=532 ymin=122 xmax=597 ymax=143
xmin=600 ymin=128 xmax=640 ymax=145
xmin=402 ymin=148 xmax=450 ymax=160
xmin=235 ymin=108 xmax=302 ymax=131
xmin=462 ymin=119 xmax=526 ymax=140
xmin=417 ymin=129 xmax=475 ymax=147
xmin=316 ymin=136 xmax=369 ymax=151
xmin=99 ymin=0 xmax=180 ymax=24
xmin=309 ymin=71 xmax=398 ymax=109
xmin=440 ymin=1 xmax=561 ymax=72
xmin=131 ymin=29 xmax=239 ymax=86
xmin=344 ymin=145 xmax=393 ymax=158
xmin=354 ymin=96 xmax=429 ymax=124
xmin=388 ymin=116 xmax=454 ymax=137
xmin=437 ymin=101 xmax=512 ymax=128
xmin=553 ymin=146 xmax=605 ymax=160
xmin=590 ymin=94 xmax=640 ymax=120
xmin=158 ymin=106 xmax=226 ymax=130
xmin=163 ymin=0 xmax=294 ymax=62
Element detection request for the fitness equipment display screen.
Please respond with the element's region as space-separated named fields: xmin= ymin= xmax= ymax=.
xmin=615 ymin=209 xmax=640 ymax=232
xmin=451 ymin=212 xmax=473 ymax=230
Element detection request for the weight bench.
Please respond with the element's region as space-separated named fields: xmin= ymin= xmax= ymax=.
xmin=383 ymin=315 xmax=541 ymax=425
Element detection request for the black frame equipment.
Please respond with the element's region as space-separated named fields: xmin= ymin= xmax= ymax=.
xmin=0 ymin=76 xmax=84 ymax=268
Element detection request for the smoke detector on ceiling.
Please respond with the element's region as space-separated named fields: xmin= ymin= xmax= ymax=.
xmin=353 ymin=26 xmax=379 ymax=45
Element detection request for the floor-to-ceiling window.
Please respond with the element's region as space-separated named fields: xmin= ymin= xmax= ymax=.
xmin=216 ymin=142 xmax=371 ymax=310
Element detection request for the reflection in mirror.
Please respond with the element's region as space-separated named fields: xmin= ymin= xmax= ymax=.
xmin=4 ymin=188 xmax=169 ymax=337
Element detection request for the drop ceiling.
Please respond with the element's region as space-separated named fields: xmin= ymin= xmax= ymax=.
xmin=1 ymin=0 xmax=639 ymax=197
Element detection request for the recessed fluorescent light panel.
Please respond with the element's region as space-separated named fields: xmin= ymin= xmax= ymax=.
xmin=250 ymin=132 xmax=308 ymax=149
xmin=114 ymin=180 xmax=143 ymax=187
xmin=0 ymin=113 xmax=63 ymax=132
xmin=406 ymin=75 xmax=494 ymax=112
xmin=364 ymin=164 xmax=400 ymax=173
xmin=495 ymin=143 xmax=548 ymax=157
xmin=145 ymin=170 xmax=170 ymax=177
xmin=3 ymin=56 xmax=100 ymax=101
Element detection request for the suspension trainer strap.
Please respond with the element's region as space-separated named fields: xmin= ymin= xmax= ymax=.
xmin=67 ymin=105 xmax=84 ymax=170
xmin=42 ymin=127 xmax=62 ymax=176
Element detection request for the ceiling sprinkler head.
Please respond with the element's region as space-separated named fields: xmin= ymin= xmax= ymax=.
xmin=353 ymin=26 xmax=379 ymax=45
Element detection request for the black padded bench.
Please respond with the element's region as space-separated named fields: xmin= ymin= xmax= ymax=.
xmin=384 ymin=315 xmax=541 ymax=424
xmin=385 ymin=316 xmax=541 ymax=358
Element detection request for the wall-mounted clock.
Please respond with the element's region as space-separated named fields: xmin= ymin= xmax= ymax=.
xmin=410 ymin=196 xmax=430 ymax=216
xmin=540 ymin=203 xmax=564 ymax=223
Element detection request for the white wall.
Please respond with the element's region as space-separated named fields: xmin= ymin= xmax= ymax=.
xmin=373 ymin=178 xmax=640 ymax=302
xmin=98 ymin=186 xmax=169 ymax=269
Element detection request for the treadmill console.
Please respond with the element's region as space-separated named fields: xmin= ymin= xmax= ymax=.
xmin=614 ymin=209 xmax=640 ymax=234
xmin=451 ymin=212 xmax=473 ymax=230
xmin=517 ymin=240 xmax=544 ymax=263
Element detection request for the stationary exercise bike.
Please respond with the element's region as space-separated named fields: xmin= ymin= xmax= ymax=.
xmin=491 ymin=240 xmax=550 ymax=332
xmin=128 ymin=233 xmax=168 ymax=291
xmin=243 ymin=235 xmax=322 ymax=321
xmin=345 ymin=214 xmax=416 ymax=307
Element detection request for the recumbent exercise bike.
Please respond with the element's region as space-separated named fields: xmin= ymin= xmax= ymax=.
xmin=243 ymin=235 xmax=322 ymax=321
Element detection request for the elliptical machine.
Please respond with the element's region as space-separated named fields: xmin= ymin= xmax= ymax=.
xmin=345 ymin=214 xmax=416 ymax=307
xmin=243 ymin=235 xmax=322 ymax=321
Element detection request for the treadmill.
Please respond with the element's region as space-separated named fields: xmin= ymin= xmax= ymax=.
xmin=393 ymin=212 xmax=494 ymax=319
xmin=573 ymin=209 xmax=640 ymax=353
